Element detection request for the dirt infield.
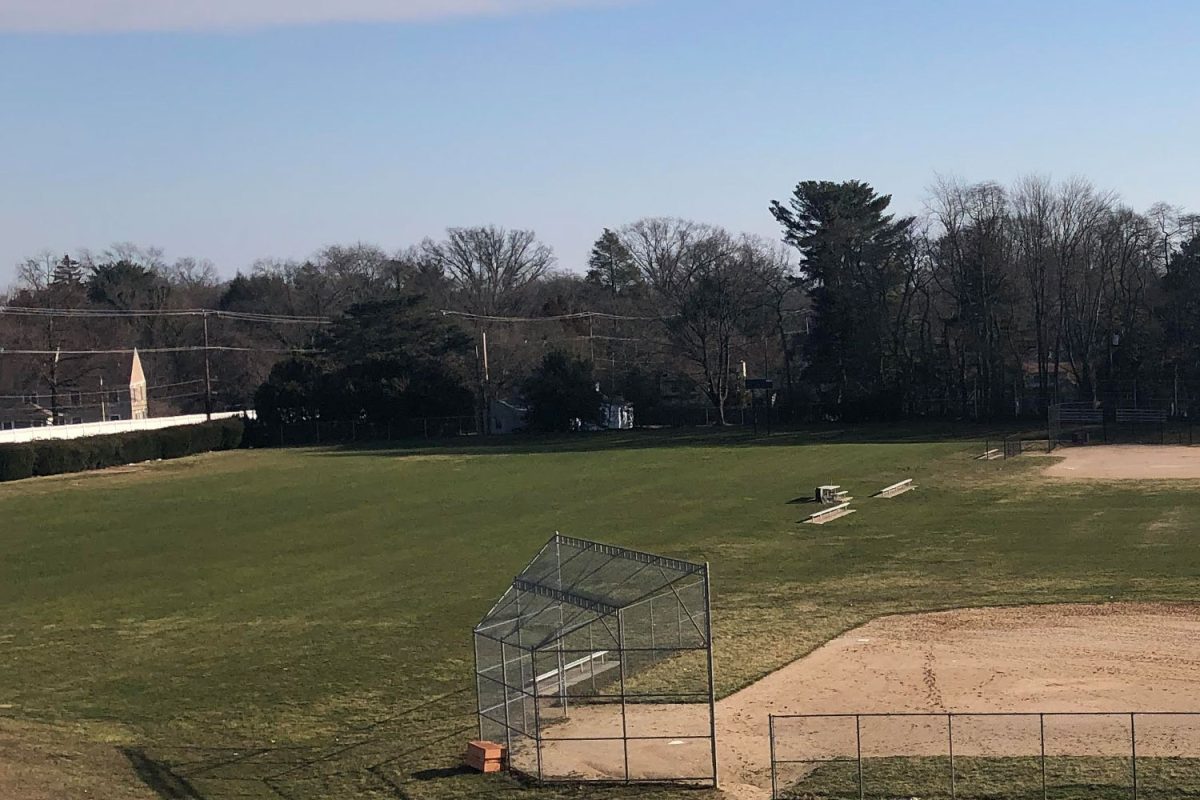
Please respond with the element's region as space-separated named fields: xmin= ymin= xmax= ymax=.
xmin=530 ymin=603 xmax=1200 ymax=799
xmin=1043 ymin=445 xmax=1200 ymax=480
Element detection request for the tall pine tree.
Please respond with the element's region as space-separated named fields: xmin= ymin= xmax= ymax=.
xmin=51 ymin=254 xmax=83 ymax=286
xmin=771 ymin=180 xmax=914 ymax=415
xmin=585 ymin=228 xmax=640 ymax=297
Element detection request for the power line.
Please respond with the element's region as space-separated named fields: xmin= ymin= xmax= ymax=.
xmin=439 ymin=309 xmax=670 ymax=323
xmin=0 ymin=379 xmax=207 ymax=401
xmin=40 ymin=389 xmax=210 ymax=412
xmin=0 ymin=306 xmax=332 ymax=324
xmin=0 ymin=346 xmax=321 ymax=356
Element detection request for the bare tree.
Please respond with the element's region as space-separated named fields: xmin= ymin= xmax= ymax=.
xmin=1050 ymin=178 xmax=1114 ymax=401
xmin=926 ymin=178 xmax=1016 ymax=416
xmin=621 ymin=221 xmax=775 ymax=423
xmin=15 ymin=250 xmax=59 ymax=292
xmin=422 ymin=226 xmax=554 ymax=317
xmin=619 ymin=218 xmax=718 ymax=296
xmin=166 ymin=257 xmax=220 ymax=290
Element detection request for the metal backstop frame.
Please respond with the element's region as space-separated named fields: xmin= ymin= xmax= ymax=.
xmin=474 ymin=533 xmax=718 ymax=787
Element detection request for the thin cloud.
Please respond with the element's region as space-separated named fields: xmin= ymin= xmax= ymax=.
xmin=0 ymin=0 xmax=631 ymax=34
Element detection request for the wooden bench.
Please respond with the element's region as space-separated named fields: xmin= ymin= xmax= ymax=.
xmin=804 ymin=501 xmax=856 ymax=525
xmin=534 ymin=650 xmax=611 ymax=688
xmin=873 ymin=478 xmax=914 ymax=499
xmin=530 ymin=650 xmax=618 ymax=703
xmin=977 ymin=448 xmax=1001 ymax=460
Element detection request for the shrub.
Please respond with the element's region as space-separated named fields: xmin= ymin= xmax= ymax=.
xmin=0 ymin=445 xmax=34 ymax=482
xmin=0 ymin=418 xmax=246 ymax=483
xmin=117 ymin=431 xmax=161 ymax=464
xmin=32 ymin=440 xmax=89 ymax=475
xmin=157 ymin=426 xmax=194 ymax=460
xmin=218 ymin=419 xmax=244 ymax=450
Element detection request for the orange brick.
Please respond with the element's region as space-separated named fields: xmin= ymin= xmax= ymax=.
xmin=466 ymin=740 xmax=506 ymax=760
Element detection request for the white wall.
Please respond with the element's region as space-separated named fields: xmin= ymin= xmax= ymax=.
xmin=0 ymin=410 xmax=255 ymax=444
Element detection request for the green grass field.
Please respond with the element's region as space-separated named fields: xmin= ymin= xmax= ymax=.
xmin=4 ymin=427 xmax=1200 ymax=799
xmin=782 ymin=754 xmax=1200 ymax=799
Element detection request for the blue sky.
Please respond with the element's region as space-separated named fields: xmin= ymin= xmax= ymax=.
xmin=1 ymin=0 xmax=1197 ymax=285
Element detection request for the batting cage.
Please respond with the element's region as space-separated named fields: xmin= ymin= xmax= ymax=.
xmin=473 ymin=533 xmax=717 ymax=786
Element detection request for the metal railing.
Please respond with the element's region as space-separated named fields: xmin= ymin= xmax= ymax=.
xmin=769 ymin=711 xmax=1200 ymax=800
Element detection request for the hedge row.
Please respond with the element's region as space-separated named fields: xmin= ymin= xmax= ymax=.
xmin=0 ymin=418 xmax=245 ymax=483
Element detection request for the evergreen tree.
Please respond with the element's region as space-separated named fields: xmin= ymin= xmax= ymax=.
xmin=585 ymin=228 xmax=639 ymax=297
xmin=771 ymin=180 xmax=914 ymax=415
xmin=522 ymin=350 xmax=599 ymax=431
xmin=51 ymin=254 xmax=83 ymax=286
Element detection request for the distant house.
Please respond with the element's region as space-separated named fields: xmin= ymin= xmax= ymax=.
xmin=0 ymin=349 xmax=150 ymax=430
xmin=489 ymin=398 xmax=528 ymax=434
xmin=0 ymin=397 xmax=54 ymax=431
xmin=601 ymin=399 xmax=634 ymax=430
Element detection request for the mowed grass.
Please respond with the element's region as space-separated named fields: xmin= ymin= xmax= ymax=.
xmin=783 ymin=755 xmax=1200 ymax=799
xmin=3 ymin=428 xmax=1200 ymax=798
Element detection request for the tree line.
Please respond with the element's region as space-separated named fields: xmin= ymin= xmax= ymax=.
xmin=3 ymin=175 xmax=1199 ymax=432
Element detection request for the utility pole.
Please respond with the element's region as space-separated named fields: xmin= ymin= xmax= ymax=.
xmin=588 ymin=315 xmax=595 ymax=366
xmin=202 ymin=311 xmax=213 ymax=421
xmin=479 ymin=329 xmax=490 ymax=435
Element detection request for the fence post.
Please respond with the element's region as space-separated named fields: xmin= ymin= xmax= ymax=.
xmin=856 ymin=714 xmax=864 ymax=800
xmin=648 ymin=595 xmax=656 ymax=650
xmin=1040 ymin=713 xmax=1047 ymax=800
xmin=617 ymin=608 xmax=630 ymax=783
xmin=948 ymin=713 xmax=956 ymax=800
xmin=702 ymin=564 xmax=719 ymax=789
xmin=769 ymin=715 xmax=778 ymax=800
xmin=472 ymin=634 xmax=483 ymax=740
xmin=533 ymin=674 xmax=543 ymax=782
xmin=1131 ymin=713 xmax=1138 ymax=800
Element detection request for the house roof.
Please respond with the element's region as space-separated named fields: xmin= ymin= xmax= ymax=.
xmin=0 ymin=397 xmax=53 ymax=421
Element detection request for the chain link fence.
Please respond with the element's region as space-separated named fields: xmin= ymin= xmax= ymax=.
xmin=770 ymin=711 xmax=1200 ymax=800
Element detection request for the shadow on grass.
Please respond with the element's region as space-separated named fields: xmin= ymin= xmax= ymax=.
xmin=408 ymin=766 xmax=475 ymax=780
xmin=122 ymin=748 xmax=208 ymax=799
xmin=300 ymin=420 xmax=1035 ymax=461
xmin=129 ymin=689 xmax=492 ymax=800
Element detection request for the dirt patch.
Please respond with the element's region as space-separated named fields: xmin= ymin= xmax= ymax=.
xmin=0 ymin=718 xmax=156 ymax=800
xmin=531 ymin=603 xmax=1200 ymax=799
xmin=1043 ymin=445 xmax=1200 ymax=480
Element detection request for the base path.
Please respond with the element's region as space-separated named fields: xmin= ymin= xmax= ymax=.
xmin=1043 ymin=445 xmax=1200 ymax=480
xmin=534 ymin=603 xmax=1200 ymax=799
